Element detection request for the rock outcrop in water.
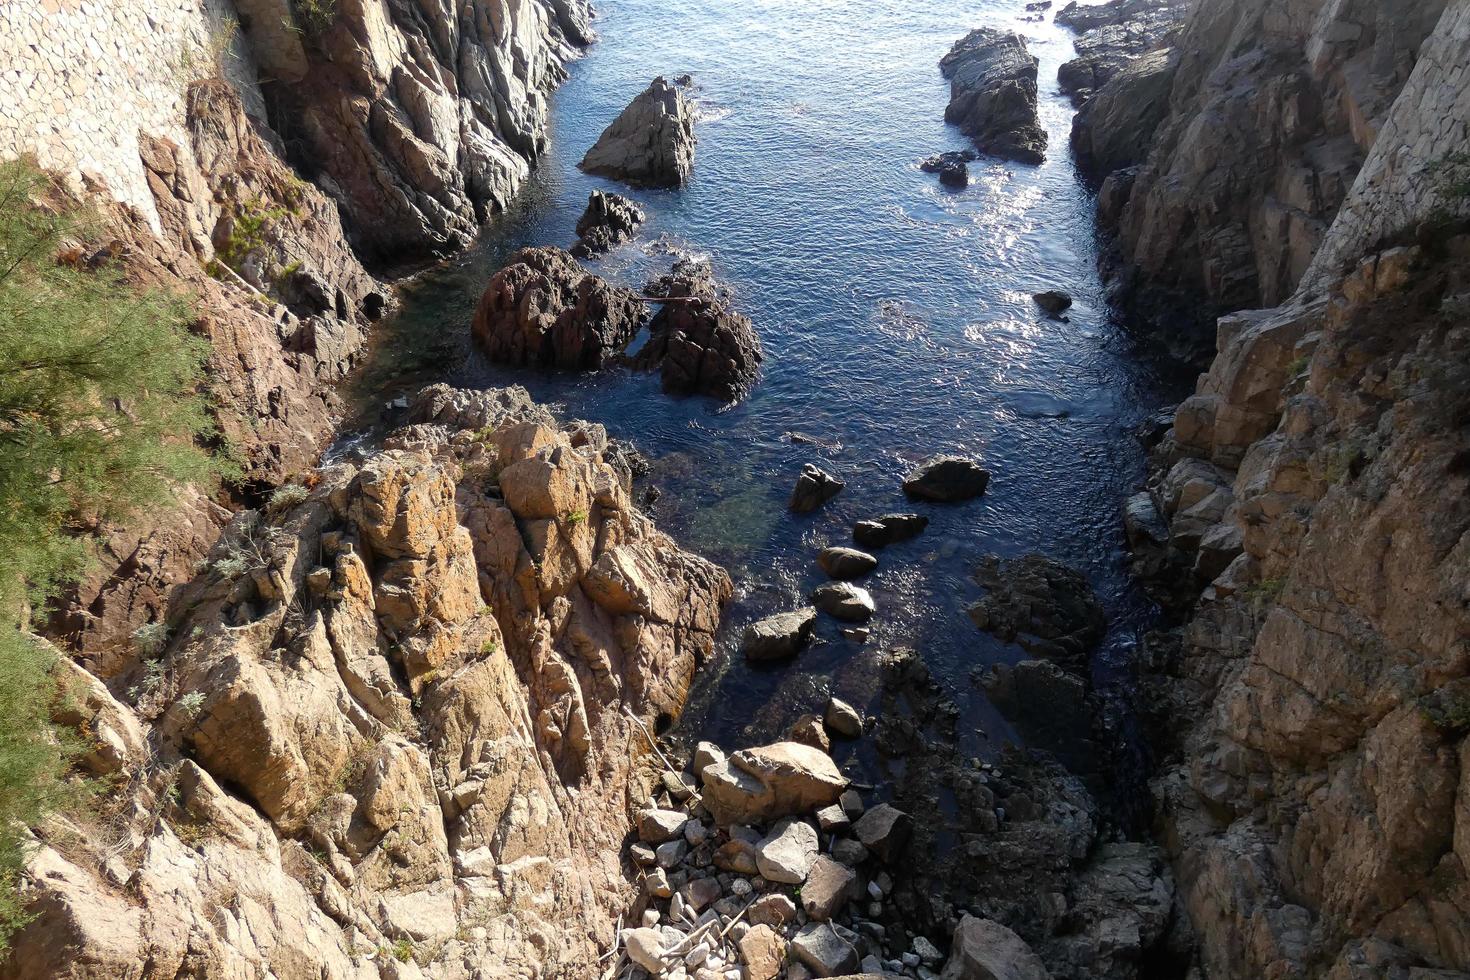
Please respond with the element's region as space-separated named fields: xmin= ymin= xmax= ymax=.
xmin=572 ymin=190 xmax=646 ymax=257
xmin=471 ymin=246 xmax=646 ymax=369
xmin=7 ymin=384 xmax=732 ymax=977
xmin=633 ymin=260 xmax=764 ymax=402
xmin=1055 ymin=0 xmax=1189 ymax=102
xmin=580 ymin=77 xmax=698 ymax=187
xmin=940 ymin=29 xmax=1047 ymax=164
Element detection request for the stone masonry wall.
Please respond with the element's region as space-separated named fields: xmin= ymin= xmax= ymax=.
xmin=0 ymin=0 xmax=264 ymax=234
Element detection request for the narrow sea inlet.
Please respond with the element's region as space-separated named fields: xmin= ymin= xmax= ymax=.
xmin=360 ymin=0 xmax=1189 ymax=781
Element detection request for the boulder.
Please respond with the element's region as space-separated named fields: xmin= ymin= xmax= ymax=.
xmin=853 ymin=804 xmax=912 ymax=863
xmin=968 ymin=554 xmax=1106 ymax=666
xmin=742 ymin=608 xmax=818 ymax=661
xmin=791 ymin=464 xmax=846 ymax=512
xmin=853 ymin=514 xmax=929 ymax=548
xmin=902 ymin=456 xmax=990 ymax=502
xmin=755 ymin=818 xmax=820 ymax=884
xmin=471 ymin=246 xmax=644 ymax=369
xmin=817 ymin=547 xmax=878 ymax=580
xmin=571 ymin=190 xmax=645 ymax=257
xmin=637 ymin=808 xmax=689 ymax=844
xmin=625 ymin=927 xmax=667 ymax=973
xmin=802 ymin=855 xmax=859 ymax=921
xmin=825 ymin=697 xmax=864 ymax=738
xmin=692 ymin=741 xmax=726 ymax=782
xmin=792 ymin=923 xmax=861 ymax=977
xmin=788 ymin=713 xmax=832 ymax=753
xmin=810 ymin=583 xmax=876 ymax=623
xmin=941 ymin=915 xmax=1051 ymax=979
xmin=1032 ymin=290 xmax=1073 ymax=315
xmin=580 ymin=76 xmax=696 ymax=187
xmin=701 ymin=741 xmax=847 ymax=825
xmin=633 ymin=260 xmax=763 ymax=401
xmin=940 ymin=29 xmax=1046 ymax=163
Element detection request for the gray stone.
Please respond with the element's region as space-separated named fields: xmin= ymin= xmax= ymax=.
xmin=825 ymin=697 xmax=864 ymax=738
xmin=903 ymin=456 xmax=990 ymax=502
xmin=817 ymin=546 xmax=877 ymax=579
xmin=638 ymin=808 xmax=689 ymax=844
xmin=810 ymin=583 xmax=876 ymax=623
xmin=853 ymin=513 xmax=929 ymax=548
xmin=742 ymin=608 xmax=817 ymax=661
xmin=941 ymin=915 xmax=1051 ymax=979
xmin=580 ymin=76 xmax=696 ymax=187
xmin=755 ymin=818 xmax=819 ymax=884
xmin=791 ymin=922 xmax=861 ymax=977
xmin=791 ymin=464 xmax=846 ymax=513
xmin=853 ymin=804 xmax=912 ymax=863
xmin=801 ymin=855 xmax=858 ymax=921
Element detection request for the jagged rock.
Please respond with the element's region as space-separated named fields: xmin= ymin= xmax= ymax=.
xmin=580 ymin=76 xmax=697 ymax=187
xmin=940 ymin=29 xmax=1046 ymax=163
xmin=825 ymin=697 xmax=864 ymax=738
xmin=791 ymin=464 xmax=846 ymax=512
xmin=1056 ymin=0 xmax=1187 ymax=105
xmin=571 ymin=190 xmax=646 ymax=257
xmin=942 ymin=916 xmax=1051 ymax=979
xmin=682 ymin=876 xmax=722 ymax=911
xmin=818 ymin=547 xmax=878 ymax=580
xmin=788 ymin=713 xmax=832 ymax=753
xmin=968 ymin=554 xmax=1106 ymax=665
xmin=853 ymin=804 xmax=912 ymax=863
xmin=638 ymin=808 xmax=689 ymax=844
xmin=810 ymin=583 xmax=877 ymax=623
xmin=693 ymin=741 xmax=726 ymax=782
xmin=832 ymin=838 xmax=870 ymax=867
xmin=853 ymin=514 xmax=929 ymax=548
xmin=633 ymin=260 xmax=763 ymax=401
xmin=713 ymin=839 xmax=760 ymax=875
xmin=902 ymin=456 xmax=991 ymax=501
xmin=816 ymin=804 xmax=851 ymax=833
xmin=791 ymin=923 xmax=862 ymax=977
xmin=626 ymin=927 xmax=667 ymax=973
xmin=1032 ymin=290 xmax=1073 ymax=314
xmin=471 ymin=246 xmax=645 ymax=369
xmin=1070 ymin=48 xmax=1177 ymax=175
xmin=742 ymin=608 xmax=818 ymax=662
xmin=701 ymin=741 xmax=847 ymax=825
xmin=802 ymin=856 xmax=859 ymax=921
xmin=755 ymin=818 xmax=820 ymax=884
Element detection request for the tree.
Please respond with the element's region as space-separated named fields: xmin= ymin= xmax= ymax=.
xmin=0 ymin=157 xmax=219 ymax=948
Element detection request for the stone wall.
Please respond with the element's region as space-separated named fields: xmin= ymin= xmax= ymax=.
xmin=0 ymin=0 xmax=261 ymax=234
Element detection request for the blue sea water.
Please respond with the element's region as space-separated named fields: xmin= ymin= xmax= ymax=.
xmin=363 ymin=0 xmax=1190 ymax=781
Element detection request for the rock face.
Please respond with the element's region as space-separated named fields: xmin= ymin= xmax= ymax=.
xmin=7 ymin=385 xmax=733 ymax=977
xmin=580 ymin=76 xmax=697 ymax=187
xmin=471 ymin=246 xmax=646 ymax=369
xmin=572 ymin=190 xmax=646 ymax=258
xmin=1070 ymin=47 xmax=1177 ymax=176
xmin=1055 ymin=0 xmax=1188 ymax=103
xmin=1091 ymin=0 xmax=1451 ymax=336
xmin=968 ymin=554 xmax=1107 ymax=666
xmin=634 ymin=260 xmax=764 ymax=401
xmin=940 ymin=29 xmax=1046 ymax=164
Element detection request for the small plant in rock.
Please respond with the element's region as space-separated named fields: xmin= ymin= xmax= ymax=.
xmin=128 ymin=658 xmax=168 ymax=703
xmin=480 ymin=637 xmax=499 ymax=656
xmin=392 ymin=938 xmax=414 ymax=964
xmin=174 ymin=691 xmax=206 ymax=720
xmin=267 ymin=482 xmax=310 ymax=514
xmin=132 ymin=622 xmax=170 ymax=657
xmin=566 ymin=509 xmax=588 ymax=527
xmin=212 ymin=551 xmax=252 ymax=580
xmin=291 ymin=0 xmax=338 ymax=36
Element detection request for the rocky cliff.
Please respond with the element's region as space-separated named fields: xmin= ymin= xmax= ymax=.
xmin=1114 ymin=1 xmax=1470 ymax=975
xmin=8 ymin=385 xmax=731 ymax=978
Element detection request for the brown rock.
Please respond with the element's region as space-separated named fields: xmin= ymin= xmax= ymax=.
xmin=739 ymin=924 xmax=789 ymax=980
xmin=701 ymin=741 xmax=848 ymax=826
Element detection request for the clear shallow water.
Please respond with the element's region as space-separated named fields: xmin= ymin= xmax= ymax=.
xmin=361 ymin=0 xmax=1191 ymax=785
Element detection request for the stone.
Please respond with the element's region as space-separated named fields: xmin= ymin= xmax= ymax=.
xmin=788 ymin=713 xmax=832 ymax=753
xmin=816 ymin=804 xmax=850 ymax=833
xmin=713 ymin=839 xmax=760 ymax=875
xmin=839 ymin=790 xmax=865 ymax=818
xmin=939 ymin=29 xmax=1046 ymax=163
xmin=664 ymin=771 xmax=699 ymax=801
xmin=747 ymin=893 xmax=798 ymax=928
xmin=738 ymin=924 xmax=788 ymax=980
xmin=832 ymin=838 xmax=870 ymax=867
xmin=853 ymin=805 xmax=912 ymax=863
xmin=913 ymin=936 xmax=943 ymax=966
xmin=791 ymin=464 xmax=846 ymax=513
xmin=755 ymin=818 xmax=819 ymax=884
xmin=968 ymin=554 xmax=1106 ymax=667
xmin=693 ymin=742 xmax=727 ymax=782
xmin=581 ymin=76 xmax=696 ymax=187
xmin=647 ymin=867 xmax=674 ymax=899
xmin=639 ymin=808 xmax=689 ymax=844
xmin=817 ymin=547 xmax=878 ymax=580
xmin=632 ymin=842 xmax=658 ymax=866
xmin=791 ymin=923 xmax=861 ymax=977
xmin=903 ymin=456 xmax=990 ymax=502
xmin=471 ymin=246 xmax=645 ymax=370
xmin=742 ymin=608 xmax=818 ymax=661
xmin=633 ymin=260 xmax=763 ymax=401
xmin=941 ymin=916 xmax=1051 ymax=979
xmin=626 ymin=927 xmax=667 ymax=973
xmin=801 ymin=856 xmax=858 ymax=921
xmin=853 ymin=513 xmax=929 ymax=548
xmin=1031 ymin=290 xmax=1072 ymax=315
xmin=824 ymin=697 xmax=864 ymax=738
xmin=683 ymin=876 xmax=723 ymax=912
xmin=657 ymin=839 xmax=690 ymax=868
xmin=810 ymin=583 xmax=876 ymax=623
xmin=571 ymin=190 xmax=645 ymax=258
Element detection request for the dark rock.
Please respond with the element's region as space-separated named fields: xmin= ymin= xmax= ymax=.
xmin=852 ymin=804 xmax=912 ymax=863
xmin=1071 ymin=48 xmax=1178 ymax=177
xmin=570 ymin=190 xmax=645 ymax=258
xmin=921 ymin=151 xmax=975 ymax=188
xmin=810 ymin=583 xmax=876 ymax=623
xmin=817 ymin=547 xmax=878 ymax=580
xmin=633 ymin=260 xmax=763 ymax=402
xmin=1032 ymin=290 xmax=1073 ymax=314
xmin=471 ymin=247 xmax=645 ymax=369
xmin=790 ymin=464 xmax=846 ymax=513
xmin=968 ymin=554 xmax=1106 ymax=666
xmin=580 ymin=76 xmax=696 ymax=187
xmin=940 ymin=29 xmax=1046 ymax=164
xmin=742 ymin=608 xmax=818 ymax=661
xmin=902 ymin=456 xmax=990 ymax=502
xmin=853 ymin=514 xmax=929 ymax=548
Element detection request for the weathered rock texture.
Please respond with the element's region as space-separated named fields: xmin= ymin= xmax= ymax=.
xmin=580 ymin=76 xmax=697 ymax=187
xmin=7 ymin=385 xmax=732 ymax=977
xmin=633 ymin=260 xmax=764 ymax=402
xmin=1091 ymin=0 xmax=1451 ymax=337
xmin=471 ymin=246 xmax=646 ymax=369
xmin=940 ymin=29 xmax=1046 ymax=164
xmin=1128 ymin=5 xmax=1470 ymax=971
xmin=1055 ymin=0 xmax=1188 ymax=103
xmin=571 ymin=190 xmax=645 ymax=258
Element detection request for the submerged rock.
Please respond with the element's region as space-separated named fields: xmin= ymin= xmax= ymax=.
xmin=471 ymin=246 xmax=645 ymax=369
xmin=817 ymin=546 xmax=878 ymax=580
xmin=742 ymin=608 xmax=817 ymax=662
xmin=790 ymin=463 xmax=846 ymax=512
xmin=921 ymin=150 xmax=975 ymax=188
xmin=853 ymin=513 xmax=929 ymax=548
xmin=571 ymin=190 xmax=645 ymax=257
xmin=940 ymin=29 xmax=1046 ymax=163
xmin=968 ymin=554 xmax=1106 ymax=665
xmin=902 ymin=455 xmax=991 ymax=501
xmin=633 ymin=260 xmax=764 ymax=401
xmin=810 ymin=582 xmax=877 ymax=623
xmin=580 ymin=76 xmax=697 ymax=187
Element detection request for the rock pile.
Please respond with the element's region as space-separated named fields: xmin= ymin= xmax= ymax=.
xmin=939 ymin=29 xmax=1046 ymax=164
xmin=582 ymin=76 xmax=698 ymax=187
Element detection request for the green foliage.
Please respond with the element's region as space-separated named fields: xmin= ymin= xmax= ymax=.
xmin=392 ymin=938 xmax=415 ymax=964
xmin=565 ymin=509 xmax=588 ymax=527
xmin=267 ymin=482 xmax=309 ymax=514
xmin=0 ymin=158 xmax=218 ymax=615
xmin=1428 ymin=150 xmax=1470 ymax=202
xmin=291 ymin=0 xmax=337 ymax=36
xmin=132 ymin=621 xmax=169 ymax=657
xmin=217 ymin=198 xmax=291 ymax=274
